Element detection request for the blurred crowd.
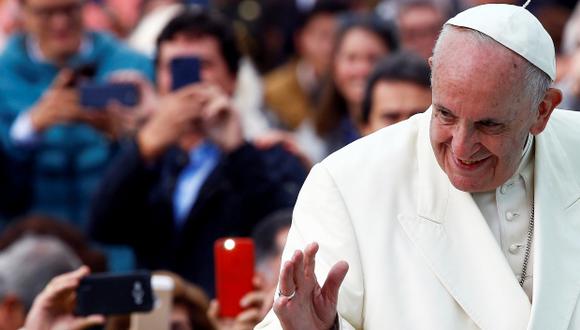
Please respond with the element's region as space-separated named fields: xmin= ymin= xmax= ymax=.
xmin=0 ymin=0 xmax=578 ymax=328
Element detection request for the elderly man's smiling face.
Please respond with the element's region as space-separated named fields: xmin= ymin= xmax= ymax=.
xmin=429 ymin=28 xmax=559 ymax=193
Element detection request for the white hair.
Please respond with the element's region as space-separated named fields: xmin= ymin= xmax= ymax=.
xmin=432 ymin=25 xmax=552 ymax=110
xmin=0 ymin=236 xmax=81 ymax=311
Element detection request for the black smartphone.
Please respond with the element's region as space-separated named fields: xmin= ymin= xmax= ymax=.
xmin=65 ymin=63 xmax=97 ymax=88
xmin=170 ymin=56 xmax=201 ymax=91
xmin=74 ymin=271 xmax=154 ymax=316
xmin=79 ymin=82 xmax=140 ymax=109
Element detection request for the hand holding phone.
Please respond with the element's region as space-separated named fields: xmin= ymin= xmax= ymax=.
xmin=24 ymin=266 xmax=105 ymax=330
xmin=214 ymin=238 xmax=255 ymax=317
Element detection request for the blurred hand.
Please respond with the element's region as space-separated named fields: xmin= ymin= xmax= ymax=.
xmin=137 ymin=83 xmax=243 ymax=161
xmin=24 ymin=266 xmax=105 ymax=330
xmin=207 ymin=281 xmax=266 ymax=330
xmin=106 ymin=71 xmax=158 ymax=134
xmin=29 ymin=69 xmax=150 ymax=139
xmin=136 ymin=84 xmax=205 ymax=161
xmin=273 ymin=242 xmax=348 ymax=330
xmin=191 ymin=83 xmax=244 ymax=153
xmin=29 ymin=70 xmax=84 ymax=132
xmin=253 ymin=131 xmax=313 ymax=169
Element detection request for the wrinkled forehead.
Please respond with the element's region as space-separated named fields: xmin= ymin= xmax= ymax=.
xmin=432 ymin=28 xmax=526 ymax=84
xmin=430 ymin=29 xmax=532 ymax=117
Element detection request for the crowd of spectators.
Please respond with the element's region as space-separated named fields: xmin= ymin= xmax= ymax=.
xmin=0 ymin=0 xmax=578 ymax=328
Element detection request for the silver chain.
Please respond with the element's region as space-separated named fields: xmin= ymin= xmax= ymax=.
xmin=518 ymin=200 xmax=534 ymax=287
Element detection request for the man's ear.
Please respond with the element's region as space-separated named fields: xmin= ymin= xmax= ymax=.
xmin=428 ymin=56 xmax=433 ymax=68
xmin=530 ymin=87 xmax=562 ymax=135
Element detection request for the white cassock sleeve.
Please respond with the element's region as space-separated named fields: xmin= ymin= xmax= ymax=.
xmin=255 ymin=163 xmax=365 ymax=329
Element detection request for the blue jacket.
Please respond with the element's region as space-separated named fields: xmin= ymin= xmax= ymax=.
xmin=0 ymin=31 xmax=154 ymax=228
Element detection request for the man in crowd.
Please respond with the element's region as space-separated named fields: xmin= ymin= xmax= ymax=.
xmin=258 ymin=4 xmax=580 ymax=329
xmin=396 ymin=0 xmax=446 ymax=60
xmin=89 ymin=8 xmax=302 ymax=297
xmin=0 ymin=0 xmax=153 ymax=227
xmin=360 ymin=51 xmax=431 ymax=135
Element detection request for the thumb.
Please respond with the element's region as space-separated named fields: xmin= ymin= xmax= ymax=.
xmin=321 ymin=261 xmax=349 ymax=303
xmin=70 ymin=314 xmax=105 ymax=330
xmin=52 ymin=69 xmax=76 ymax=89
xmin=207 ymin=299 xmax=220 ymax=321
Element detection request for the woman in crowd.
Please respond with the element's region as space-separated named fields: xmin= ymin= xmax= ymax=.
xmin=295 ymin=14 xmax=398 ymax=162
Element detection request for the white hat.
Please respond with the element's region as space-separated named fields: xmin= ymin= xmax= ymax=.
xmin=445 ymin=4 xmax=556 ymax=80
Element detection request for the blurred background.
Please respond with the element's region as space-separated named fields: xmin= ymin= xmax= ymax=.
xmin=0 ymin=0 xmax=578 ymax=328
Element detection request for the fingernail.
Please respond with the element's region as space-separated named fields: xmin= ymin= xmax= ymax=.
xmin=240 ymin=298 xmax=248 ymax=307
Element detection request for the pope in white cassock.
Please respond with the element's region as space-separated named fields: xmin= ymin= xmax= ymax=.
xmin=256 ymin=3 xmax=580 ymax=330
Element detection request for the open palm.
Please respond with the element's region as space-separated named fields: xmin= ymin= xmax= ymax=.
xmin=273 ymin=242 xmax=349 ymax=330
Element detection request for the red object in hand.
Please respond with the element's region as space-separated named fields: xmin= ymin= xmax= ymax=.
xmin=214 ymin=237 xmax=255 ymax=317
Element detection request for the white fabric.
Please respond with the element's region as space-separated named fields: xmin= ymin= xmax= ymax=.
xmin=233 ymin=58 xmax=272 ymax=139
xmin=446 ymin=4 xmax=556 ymax=80
xmin=473 ymin=134 xmax=535 ymax=300
xmin=256 ymin=108 xmax=580 ymax=330
xmin=127 ymin=3 xmax=184 ymax=58
xmin=10 ymin=112 xmax=40 ymax=146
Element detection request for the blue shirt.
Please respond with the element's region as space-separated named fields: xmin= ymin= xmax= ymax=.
xmin=172 ymin=142 xmax=220 ymax=227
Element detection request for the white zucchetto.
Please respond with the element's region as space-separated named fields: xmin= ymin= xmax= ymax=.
xmin=445 ymin=4 xmax=556 ymax=80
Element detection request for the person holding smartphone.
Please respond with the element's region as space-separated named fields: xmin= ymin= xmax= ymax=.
xmin=89 ymin=8 xmax=302 ymax=300
xmin=0 ymin=0 xmax=154 ymax=228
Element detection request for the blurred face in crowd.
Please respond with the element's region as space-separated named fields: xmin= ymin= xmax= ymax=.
xmin=398 ymin=4 xmax=444 ymax=60
xmin=430 ymin=29 xmax=559 ymax=192
xmin=298 ymin=13 xmax=338 ymax=78
xmin=364 ymin=80 xmax=431 ymax=134
xmin=157 ymin=33 xmax=236 ymax=96
xmin=334 ymin=27 xmax=390 ymax=112
xmin=21 ymin=0 xmax=83 ymax=64
xmin=256 ymin=226 xmax=290 ymax=293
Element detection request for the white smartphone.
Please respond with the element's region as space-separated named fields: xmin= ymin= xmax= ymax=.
xmin=130 ymin=275 xmax=174 ymax=330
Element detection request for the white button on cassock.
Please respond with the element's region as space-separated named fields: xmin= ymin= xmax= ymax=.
xmin=500 ymin=182 xmax=514 ymax=194
xmin=509 ymin=243 xmax=523 ymax=254
xmin=505 ymin=211 xmax=518 ymax=221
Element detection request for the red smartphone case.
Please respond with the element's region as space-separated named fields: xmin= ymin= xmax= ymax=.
xmin=214 ymin=237 xmax=255 ymax=317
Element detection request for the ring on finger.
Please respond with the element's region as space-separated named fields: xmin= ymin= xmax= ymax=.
xmin=278 ymin=289 xmax=296 ymax=300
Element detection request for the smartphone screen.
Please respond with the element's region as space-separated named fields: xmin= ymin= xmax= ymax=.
xmin=75 ymin=271 xmax=154 ymax=316
xmin=214 ymin=238 xmax=254 ymax=318
xmin=170 ymin=56 xmax=201 ymax=91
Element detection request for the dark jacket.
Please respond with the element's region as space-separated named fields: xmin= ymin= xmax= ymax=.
xmin=89 ymin=140 xmax=303 ymax=296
